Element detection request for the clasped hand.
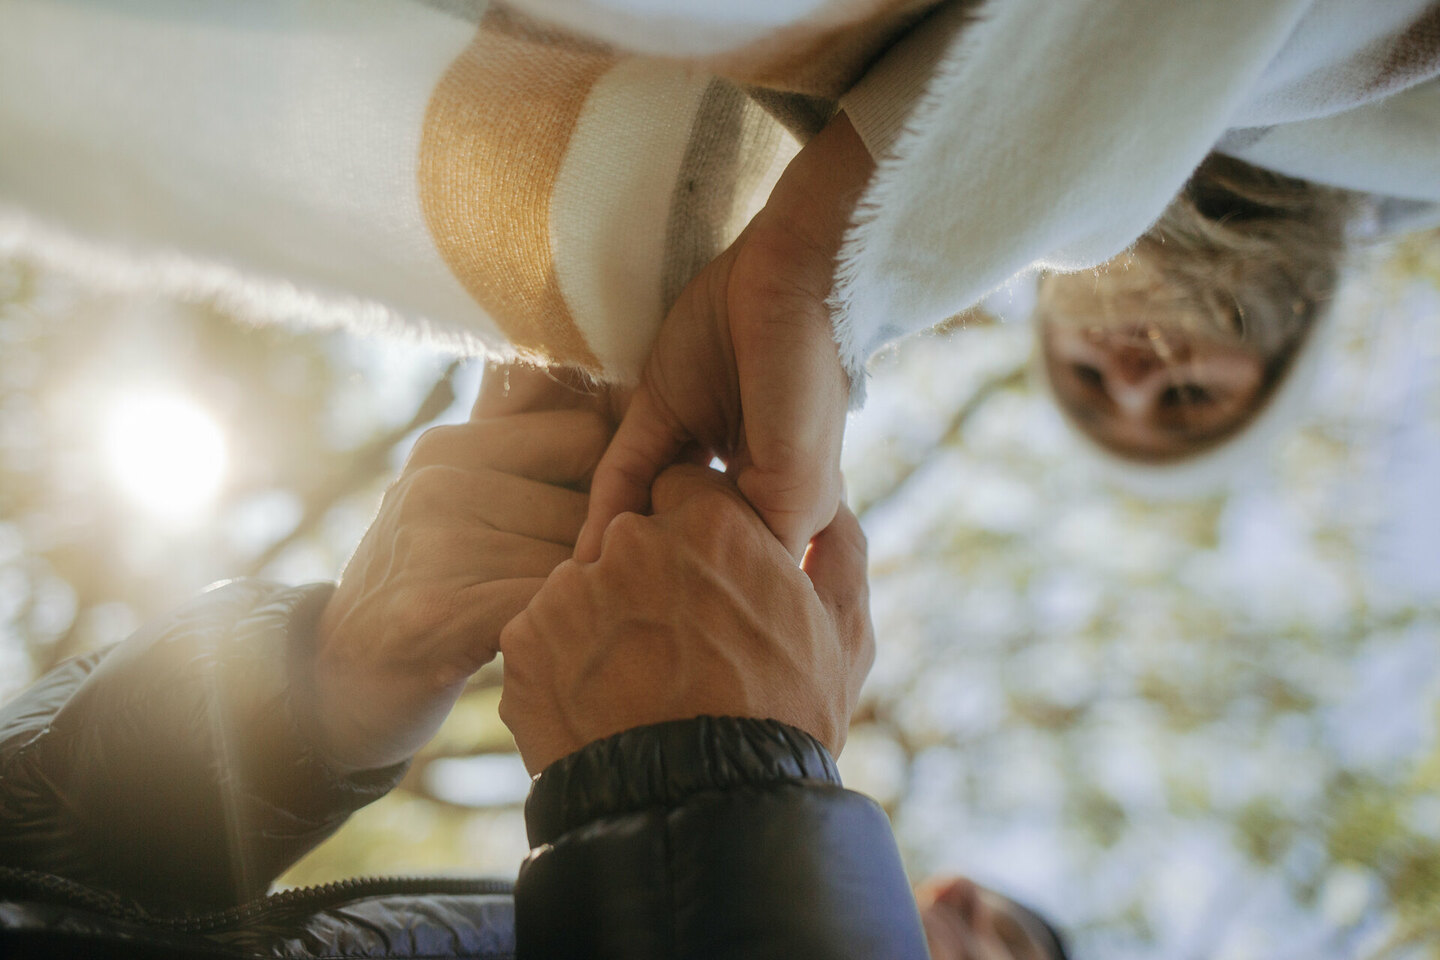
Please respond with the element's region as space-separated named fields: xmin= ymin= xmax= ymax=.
xmin=311 ymin=364 xmax=873 ymax=776
xmin=313 ymin=115 xmax=877 ymax=774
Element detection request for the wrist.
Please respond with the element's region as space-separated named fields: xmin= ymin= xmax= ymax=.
xmin=289 ymin=591 xmax=382 ymax=776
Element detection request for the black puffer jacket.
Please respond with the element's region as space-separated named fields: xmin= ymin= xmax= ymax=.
xmin=0 ymin=580 xmax=928 ymax=958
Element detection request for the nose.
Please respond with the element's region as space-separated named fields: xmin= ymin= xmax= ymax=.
xmin=1096 ymin=343 xmax=1168 ymax=417
xmin=1108 ymin=342 xmax=1164 ymax=383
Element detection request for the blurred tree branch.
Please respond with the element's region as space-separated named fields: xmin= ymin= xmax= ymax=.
xmin=854 ymin=365 xmax=1026 ymax=523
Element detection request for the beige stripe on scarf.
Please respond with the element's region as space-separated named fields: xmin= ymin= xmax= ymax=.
xmin=661 ymin=80 xmax=798 ymax=308
xmin=419 ymin=9 xmax=611 ymax=371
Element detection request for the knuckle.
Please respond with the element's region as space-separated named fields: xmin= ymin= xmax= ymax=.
xmin=545 ymin=558 xmax=586 ymax=593
xmin=405 ymin=425 xmax=465 ymax=468
xmin=736 ymin=474 xmax=819 ymax=539
xmin=523 ymin=560 xmax=587 ymax=619
xmin=730 ymin=225 xmax=831 ymax=304
xmin=597 ymin=510 xmax=650 ymax=555
xmin=497 ymin=614 xmax=527 ymax=662
xmin=499 ymin=613 xmax=547 ymax=684
xmin=423 ymin=660 xmax=470 ymax=696
xmin=757 ymin=453 xmax=821 ymax=496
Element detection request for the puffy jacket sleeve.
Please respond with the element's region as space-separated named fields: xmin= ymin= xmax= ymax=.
xmin=514 ymin=716 xmax=929 ymax=959
xmin=0 ymin=580 xmax=406 ymax=910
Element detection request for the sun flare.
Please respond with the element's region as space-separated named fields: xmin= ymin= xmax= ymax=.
xmin=103 ymin=391 xmax=228 ymax=522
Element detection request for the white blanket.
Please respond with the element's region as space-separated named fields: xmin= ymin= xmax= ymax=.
xmin=830 ymin=0 xmax=1440 ymax=375
xmin=1 ymin=0 xmax=1436 ymax=387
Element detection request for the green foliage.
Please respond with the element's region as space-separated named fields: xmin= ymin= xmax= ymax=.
xmin=3 ymin=227 xmax=1439 ymax=956
xmin=1234 ymin=798 xmax=1293 ymax=866
xmin=842 ymin=229 xmax=1440 ymax=956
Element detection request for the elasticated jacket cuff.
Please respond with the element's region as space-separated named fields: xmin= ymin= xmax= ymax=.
xmin=526 ymin=716 xmax=841 ymax=846
xmin=516 ymin=716 xmax=929 ymax=959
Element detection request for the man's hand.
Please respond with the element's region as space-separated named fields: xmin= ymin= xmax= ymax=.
xmin=306 ymin=364 xmax=614 ymax=773
xmin=576 ymin=113 xmax=876 ymax=562
xmin=500 ymin=463 xmax=874 ymax=775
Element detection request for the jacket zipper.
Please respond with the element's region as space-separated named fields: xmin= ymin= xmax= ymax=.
xmin=0 ymin=864 xmax=513 ymax=932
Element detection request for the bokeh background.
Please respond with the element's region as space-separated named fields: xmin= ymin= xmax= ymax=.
xmin=2 ymin=230 xmax=1437 ymax=959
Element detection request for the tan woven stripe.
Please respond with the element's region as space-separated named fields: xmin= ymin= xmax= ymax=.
xmin=419 ymin=10 xmax=612 ymax=371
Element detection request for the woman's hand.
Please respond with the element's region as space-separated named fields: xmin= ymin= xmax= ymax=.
xmin=576 ymin=113 xmax=875 ymax=562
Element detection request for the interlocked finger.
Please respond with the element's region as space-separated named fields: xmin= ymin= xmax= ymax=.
xmin=407 ymin=412 xmax=611 ymax=489
xmin=396 ymin=465 xmax=589 ymax=546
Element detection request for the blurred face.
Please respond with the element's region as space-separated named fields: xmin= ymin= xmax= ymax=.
xmin=916 ymin=876 xmax=1063 ymax=960
xmin=1041 ymin=321 xmax=1267 ymax=460
xmin=1037 ymin=271 xmax=1292 ymax=462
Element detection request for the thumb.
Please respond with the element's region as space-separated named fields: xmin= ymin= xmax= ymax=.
xmin=576 ymin=383 xmax=687 ymax=561
xmin=800 ymin=500 xmax=868 ymax=615
xmin=727 ymin=289 xmax=848 ymax=561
